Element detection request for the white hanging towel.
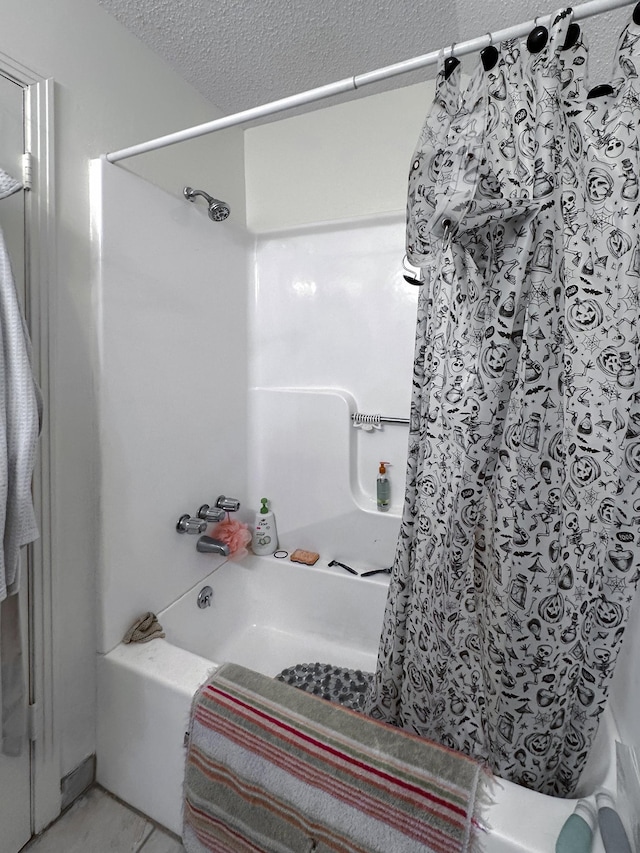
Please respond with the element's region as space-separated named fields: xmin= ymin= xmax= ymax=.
xmin=0 ymin=171 xmax=43 ymax=754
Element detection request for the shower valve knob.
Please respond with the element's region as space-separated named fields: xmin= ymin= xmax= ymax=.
xmin=216 ymin=495 xmax=240 ymax=513
xmin=197 ymin=504 xmax=226 ymax=523
xmin=176 ymin=514 xmax=207 ymax=534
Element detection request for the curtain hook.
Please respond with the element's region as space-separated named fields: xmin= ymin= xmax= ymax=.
xmin=527 ymin=15 xmax=549 ymax=53
xmin=444 ymin=42 xmax=461 ymax=79
xmin=561 ymin=17 xmax=580 ymax=51
xmin=481 ymin=32 xmax=499 ymax=71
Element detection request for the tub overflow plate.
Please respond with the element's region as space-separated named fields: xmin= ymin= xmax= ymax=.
xmin=197 ymin=586 xmax=213 ymax=608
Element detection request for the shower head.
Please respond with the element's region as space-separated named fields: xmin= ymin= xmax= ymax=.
xmin=183 ymin=186 xmax=231 ymax=222
xmin=207 ymin=199 xmax=231 ymax=221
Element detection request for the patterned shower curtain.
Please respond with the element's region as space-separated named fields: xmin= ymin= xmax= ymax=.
xmin=366 ymin=9 xmax=640 ymax=797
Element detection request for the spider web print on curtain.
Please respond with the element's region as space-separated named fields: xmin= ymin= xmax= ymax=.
xmin=366 ymin=8 xmax=640 ymax=797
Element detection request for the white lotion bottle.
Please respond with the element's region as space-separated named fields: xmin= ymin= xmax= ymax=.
xmin=251 ymin=497 xmax=278 ymax=556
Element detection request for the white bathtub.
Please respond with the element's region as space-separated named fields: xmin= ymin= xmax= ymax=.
xmin=96 ymin=554 xmax=618 ymax=852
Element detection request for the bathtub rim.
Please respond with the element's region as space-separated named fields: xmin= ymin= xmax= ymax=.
xmin=156 ymin=552 xmax=621 ymax=802
xmin=100 ymin=625 xmax=619 ymax=853
xmin=101 ymin=552 xmax=621 ymax=852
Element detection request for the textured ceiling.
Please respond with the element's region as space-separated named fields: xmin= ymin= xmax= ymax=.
xmin=97 ymin=0 xmax=634 ymax=120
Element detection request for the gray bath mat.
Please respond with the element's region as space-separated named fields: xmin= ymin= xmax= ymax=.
xmin=275 ymin=662 xmax=373 ymax=712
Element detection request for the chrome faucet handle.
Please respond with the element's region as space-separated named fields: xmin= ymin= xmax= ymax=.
xmin=197 ymin=504 xmax=226 ymax=523
xmin=176 ymin=514 xmax=207 ymax=534
xmin=216 ymin=495 xmax=240 ymax=512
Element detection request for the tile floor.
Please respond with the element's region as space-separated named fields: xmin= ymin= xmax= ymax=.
xmin=22 ymin=786 xmax=184 ymax=852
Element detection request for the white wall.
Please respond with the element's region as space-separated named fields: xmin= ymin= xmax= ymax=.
xmin=243 ymin=83 xmax=432 ymax=570
xmin=93 ymin=78 xmax=433 ymax=656
xmin=248 ymin=217 xmax=418 ymax=569
xmin=0 ymin=0 xmax=245 ymax=782
xmin=94 ymin=159 xmax=250 ymax=653
xmin=245 ymin=81 xmax=434 ymax=232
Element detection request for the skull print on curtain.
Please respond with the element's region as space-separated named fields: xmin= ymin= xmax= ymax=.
xmin=366 ymin=8 xmax=640 ymax=797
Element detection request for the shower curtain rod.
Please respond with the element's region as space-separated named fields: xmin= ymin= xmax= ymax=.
xmin=106 ymin=0 xmax=635 ymax=163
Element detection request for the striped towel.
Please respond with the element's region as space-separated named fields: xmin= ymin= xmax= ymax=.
xmin=183 ymin=663 xmax=492 ymax=853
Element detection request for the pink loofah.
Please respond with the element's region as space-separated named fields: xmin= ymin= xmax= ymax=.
xmin=211 ymin=517 xmax=251 ymax=560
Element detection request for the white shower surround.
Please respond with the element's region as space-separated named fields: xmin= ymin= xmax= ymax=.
xmin=92 ymin=158 xmax=251 ymax=654
xmin=93 ymin=160 xmax=640 ymax=851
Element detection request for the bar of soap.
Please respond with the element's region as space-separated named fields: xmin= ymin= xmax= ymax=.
xmin=290 ymin=549 xmax=319 ymax=566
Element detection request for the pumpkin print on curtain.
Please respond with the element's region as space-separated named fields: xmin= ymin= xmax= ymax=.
xmin=366 ymin=8 xmax=640 ymax=797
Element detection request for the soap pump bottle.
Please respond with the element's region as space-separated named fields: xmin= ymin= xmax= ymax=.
xmin=377 ymin=462 xmax=391 ymax=513
xmin=252 ymin=498 xmax=278 ymax=556
xmin=555 ymin=799 xmax=597 ymax=853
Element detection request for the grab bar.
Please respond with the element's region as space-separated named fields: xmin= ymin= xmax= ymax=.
xmin=352 ymin=412 xmax=409 ymax=429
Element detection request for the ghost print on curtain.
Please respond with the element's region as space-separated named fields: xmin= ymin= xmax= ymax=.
xmin=366 ymin=9 xmax=640 ymax=797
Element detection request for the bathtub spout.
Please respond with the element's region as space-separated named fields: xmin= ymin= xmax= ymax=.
xmin=196 ymin=536 xmax=230 ymax=556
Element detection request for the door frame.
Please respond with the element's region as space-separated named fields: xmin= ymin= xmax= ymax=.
xmin=0 ymin=51 xmax=60 ymax=834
